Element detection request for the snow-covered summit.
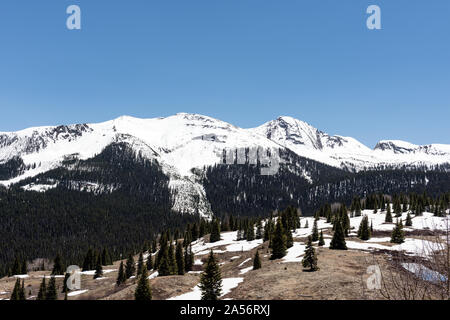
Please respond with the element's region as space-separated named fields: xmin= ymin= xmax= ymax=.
xmin=250 ymin=117 xmax=450 ymax=170
xmin=1 ymin=113 xmax=449 ymax=187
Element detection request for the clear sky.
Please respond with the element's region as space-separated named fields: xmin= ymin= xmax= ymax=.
xmin=0 ymin=0 xmax=449 ymax=147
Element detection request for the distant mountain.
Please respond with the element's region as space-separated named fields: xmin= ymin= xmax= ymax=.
xmin=0 ymin=113 xmax=449 ymax=217
xmin=250 ymin=116 xmax=450 ymax=171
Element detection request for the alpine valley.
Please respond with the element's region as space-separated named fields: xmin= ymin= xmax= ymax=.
xmin=0 ymin=113 xmax=449 ymax=273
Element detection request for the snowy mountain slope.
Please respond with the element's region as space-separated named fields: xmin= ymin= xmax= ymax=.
xmin=0 ymin=113 xmax=282 ymax=216
xmin=0 ymin=113 xmax=449 ymax=216
xmin=249 ymin=116 xmax=450 ymax=171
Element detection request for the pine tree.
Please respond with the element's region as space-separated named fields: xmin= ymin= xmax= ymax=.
xmin=311 ymin=220 xmax=319 ymax=242
xmin=263 ymin=219 xmax=272 ymax=242
xmin=10 ymin=278 xmax=21 ymax=300
xmin=137 ymin=252 xmax=145 ymax=276
xmin=176 ymin=241 xmax=185 ymax=275
xmin=405 ymin=212 xmax=413 ymax=227
xmin=270 ymin=220 xmax=287 ymax=260
xmin=19 ymin=280 xmax=25 ymax=300
xmin=184 ymin=245 xmax=194 ymax=272
xmin=21 ymin=260 xmax=27 ymax=275
xmin=255 ymin=220 xmax=263 ymax=239
xmin=210 ymin=220 xmax=221 ymax=243
xmin=101 ymin=248 xmax=112 ymax=266
xmin=253 ymin=250 xmax=261 ymax=270
xmin=125 ymin=254 xmax=136 ymax=279
xmin=168 ymin=241 xmax=178 ymax=275
xmin=12 ymin=257 xmax=21 ymax=276
xmin=134 ymin=267 xmax=152 ymax=301
xmin=357 ymin=215 xmax=371 ymax=240
xmin=285 ymin=227 xmax=293 ymax=248
xmin=94 ymin=258 xmax=103 ymax=279
xmin=146 ymin=254 xmax=153 ymax=271
xmin=51 ymin=254 xmax=64 ymax=275
xmin=318 ymin=230 xmax=325 ymax=246
xmin=116 ymin=261 xmax=126 ymax=286
xmin=330 ymin=220 xmax=347 ymax=250
xmin=199 ymin=251 xmax=222 ymax=300
xmin=246 ymin=223 xmax=255 ymax=241
xmin=46 ymin=276 xmax=57 ymax=300
xmin=385 ymin=205 xmax=393 ymax=223
xmin=391 ymin=219 xmax=405 ymax=244
xmin=82 ymin=248 xmax=95 ymax=271
xmin=302 ymin=236 xmax=319 ymax=271
xmin=157 ymin=244 xmax=171 ymax=276
xmin=37 ymin=277 xmax=47 ymax=300
xmin=62 ymin=273 xmax=70 ymax=293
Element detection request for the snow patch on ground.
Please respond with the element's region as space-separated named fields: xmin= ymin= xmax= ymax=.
xmin=283 ymin=242 xmax=306 ymax=263
xmin=67 ymin=289 xmax=89 ymax=297
xmin=167 ymin=278 xmax=244 ymax=300
xmin=192 ymin=231 xmax=263 ymax=255
xmin=239 ymin=266 xmax=253 ymax=275
xmin=237 ymin=258 xmax=251 ymax=267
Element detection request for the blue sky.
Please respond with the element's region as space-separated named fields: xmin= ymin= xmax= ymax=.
xmin=0 ymin=0 xmax=449 ymax=147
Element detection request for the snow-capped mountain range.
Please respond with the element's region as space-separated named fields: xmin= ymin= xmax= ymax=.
xmin=1 ymin=113 xmax=449 ymax=216
xmin=251 ymin=116 xmax=450 ymax=170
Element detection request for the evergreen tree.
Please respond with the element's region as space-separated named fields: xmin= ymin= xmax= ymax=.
xmin=101 ymin=248 xmax=112 ymax=266
xmin=168 ymin=241 xmax=178 ymax=275
xmin=318 ymin=230 xmax=325 ymax=247
xmin=311 ymin=220 xmax=319 ymax=242
xmin=134 ymin=267 xmax=152 ymax=301
xmin=146 ymin=254 xmax=153 ymax=271
xmin=125 ymin=254 xmax=136 ymax=279
xmin=137 ymin=252 xmax=145 ymax=276
xmin=176 ymin=241 xmax=185 ymax=275
xmin=253 ymin=250 xmax=261 ymax=270
xmin=391 ymin=219 xmax=405 ymax=244
xmin=255 ymin=220 xmax=263 ymax=240
xmin=263 ymin=219 xmax=272 ymax=242
xmin=19 ymin=280 xmax=26 ymax=300
xmin=94 ymin=258 xmax=103 ymax=279
xmin=46 ymin=276 xmax=57 ymax=300
xmin=285 ymin=227 xmax=293 ymax=248
xmin=62 ymin=273 xmax=70 ymax=293
xmin=210 ymin=220 xmax=221 ymax=243
xmin=385 ymin=205 xmax=393 ymax=223
xmin=10 ymin=278 xmax=21 ymax=300
xmin=157 ymin=244 xmax=171 ymax=276
xmin=246 ymin=223 xmax=255 ymax=241
xmin=405 ymin=212 xmax=413 ymax=227
xmin=302 ymin=236 xmax=319 ymax=272
xmin=330 ymin=220 xmax=347 ymax=250
xmin=357 ymin=215 xmax=371 ymax=240
xmin=199 ymin=251 xmax=222 ymax=300
xmin=116 ymin=261 xmax=126 ymax=286
xmin=37 ymin=277 xmax=47 ymax=300
xmin=12 ymin=257 xmax=21 ymax=276
xmin=270 ymin=220 xmax=287 ymax=260
xmin=21 ymin=260 xmax=27 ymax=275
xmin=184 ymin=245 xmax=194 ymax=272
xmin=82 ymin=248 xmax=95 ymax=271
